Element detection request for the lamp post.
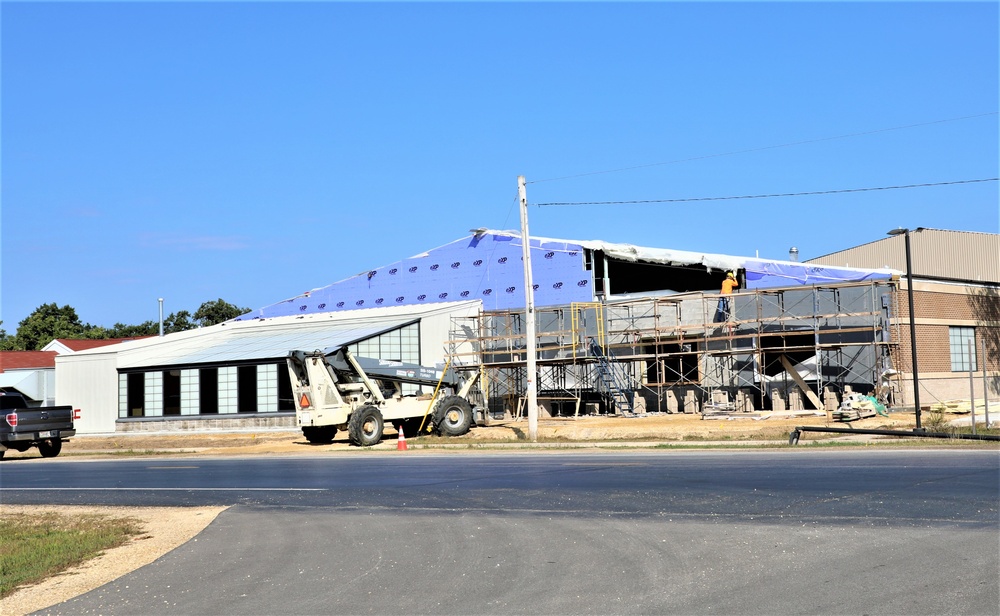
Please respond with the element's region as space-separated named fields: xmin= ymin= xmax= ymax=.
xmin=887 ymin=228 xmax=921 ymax=430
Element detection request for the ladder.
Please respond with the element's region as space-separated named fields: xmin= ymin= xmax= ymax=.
xmin=588 ymin=338 xmax=635 ymax=415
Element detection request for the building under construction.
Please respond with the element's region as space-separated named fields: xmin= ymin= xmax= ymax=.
xmin=450 ymin=279 xmax=902 ymax=420
xmin=52 ymin=228 xmax=925 ymax=434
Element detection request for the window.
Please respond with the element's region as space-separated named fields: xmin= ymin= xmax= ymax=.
xmin=949 ymin=327 xmax=977 ymax=372
xmin=238 ymin=365 xmax=258 ymax=413
xmin=350 ymin=323 xmax=421 ymax=394
xmin=349 ymin=323 xmax=420 ymax=364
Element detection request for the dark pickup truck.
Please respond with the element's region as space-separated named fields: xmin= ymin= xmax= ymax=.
xmin=0 ymin=392 xmax=77 ymax=459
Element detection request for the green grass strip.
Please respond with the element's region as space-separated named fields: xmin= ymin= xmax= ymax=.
xmin=0 ymin=511 xmax=143 ymax=598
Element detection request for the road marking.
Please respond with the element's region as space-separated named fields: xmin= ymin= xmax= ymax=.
xmin=146 ymin=466 xmax=200 ymax=469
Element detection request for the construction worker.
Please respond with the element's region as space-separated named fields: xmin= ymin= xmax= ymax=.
xmin=713 ymin=271 xmax=739 ymax=322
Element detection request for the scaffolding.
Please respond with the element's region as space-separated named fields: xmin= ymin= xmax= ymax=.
xmin=447 ymin=280 xmax=900 ymax=417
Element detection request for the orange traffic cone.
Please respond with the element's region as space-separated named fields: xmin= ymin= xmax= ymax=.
xmin=397 ymin=426 xmax=408 ymax=451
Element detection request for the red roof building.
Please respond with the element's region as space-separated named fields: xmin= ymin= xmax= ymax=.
xmin=0 ymin=351 xmax=58 ymax=372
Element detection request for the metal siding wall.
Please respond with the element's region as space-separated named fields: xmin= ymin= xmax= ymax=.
xmin=419 ymin=312 xmax=458 ymax=367
xmin=809 ymin=231 xmax=1000 ymax=283
xmin=55 ymin=354 xmax=120 ymax=434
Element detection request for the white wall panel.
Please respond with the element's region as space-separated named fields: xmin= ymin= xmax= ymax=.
xmin=55 ymin=353 xmax=120 ymax=434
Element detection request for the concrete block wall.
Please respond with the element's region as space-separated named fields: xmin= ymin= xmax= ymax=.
xmin=663 ymin=390 xmax=680 ymax=413
xmin=117 ymin=413 xmax=296 ymax=433
xmin=736 ymin=389 xmax=754 ymax=412
xmin=632 ymin=393 xmax=647 ymax=415
xmin=770 ymin=387 xmax=786 ymax=412
xmin=683 ymin=389 xmax=700 ymax=414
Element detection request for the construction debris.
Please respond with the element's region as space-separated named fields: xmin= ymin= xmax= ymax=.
xmin=833 ymin=393 xmax=888 ymax=422
xmin=929 ymin=399 xmax=996 ymax=415
xmin=702 ymin=409 xmax=824 ymax=421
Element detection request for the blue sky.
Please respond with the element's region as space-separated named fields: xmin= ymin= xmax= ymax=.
xmin=2 ymin=1 xmax=997 ymax=330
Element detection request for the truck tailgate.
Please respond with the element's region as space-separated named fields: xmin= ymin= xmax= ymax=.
xmin=5 ymin=406 xmax=76 ymax=436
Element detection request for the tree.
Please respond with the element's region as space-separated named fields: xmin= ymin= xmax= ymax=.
xmin=0 ymin=322 xmax=14 ymax=351
xmin=10 ymin=303 xmax=89 ymax=350
xmin=194 ymin=299 xmax=251 ymax=327
xmin=104 ymin=321 xmax=159 ymax=338
xmin=5 ymin=298 xmax=251 ymax=349
xmin=164 ymin=310 xmax=197 ymax=333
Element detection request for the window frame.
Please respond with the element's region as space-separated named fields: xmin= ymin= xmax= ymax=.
xmin=949 ymin=326 xmax=977 ymax=372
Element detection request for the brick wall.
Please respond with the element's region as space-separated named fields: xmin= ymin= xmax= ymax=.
xmin=890 ymin=285 xmax=1000 ymax=407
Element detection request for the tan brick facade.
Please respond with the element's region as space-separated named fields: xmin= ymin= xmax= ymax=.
xmin=889 ymin=282 xmax=1000 ymax=408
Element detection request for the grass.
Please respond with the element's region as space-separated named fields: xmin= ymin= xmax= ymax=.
xmin=0 ymin=511 xmax=144 ymax=598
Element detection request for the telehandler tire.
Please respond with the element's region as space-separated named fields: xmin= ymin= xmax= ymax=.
xmin=436 ymin=395 xmax=474 ymax=437
xmin=302 ymin=426 xmax=337 ymax=444
xmin=349 ymin=405 xmax=384 ymax=446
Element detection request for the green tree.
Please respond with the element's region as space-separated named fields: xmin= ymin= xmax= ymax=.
xmin=0 ymin=322 xmax=15 ymax=351
xmin=194 ymin=299 xmax=251 ymax=327
xmin=10 ymin=303 xmax=88 ymax=350
xmin=104 ymin=321 xmax=159 ymax=338
xmin=164 ymin=310 xmax=197 ymax=333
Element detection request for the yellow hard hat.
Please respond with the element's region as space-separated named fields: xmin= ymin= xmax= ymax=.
xmin=727 ymin=271 xmax=735 ymax=278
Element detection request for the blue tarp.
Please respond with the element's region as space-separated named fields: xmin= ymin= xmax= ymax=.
xmin=237 ymin=233 xmax=593 ymax=320
xmin=236 ymin=232 xmax=896 ymax=321
xmin=742 ymin=259 xmax=894 ymax=289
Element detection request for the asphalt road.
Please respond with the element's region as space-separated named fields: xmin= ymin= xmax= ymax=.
xmin=3 ymin=450 xmax=998 ymax=615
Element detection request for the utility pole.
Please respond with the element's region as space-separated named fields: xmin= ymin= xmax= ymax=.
xmin=518 ymin=175 xmax=538 ymax=442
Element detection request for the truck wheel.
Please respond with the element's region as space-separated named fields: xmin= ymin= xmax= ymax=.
xmin=37 ymin=438 xmax=62 ymax=458
xmin=302 ymin=426 xmax=337 ymax=444
xmin=436 ymin=395 xmax=474 ymax=437
xmin=348 ymin=405 xmax=384 ymax=447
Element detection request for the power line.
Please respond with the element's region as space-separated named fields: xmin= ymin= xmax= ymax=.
xmin=528 ymin=112 xmax=999 ymax=184
xmin=533 ymin=178 xmax=999 ymax=207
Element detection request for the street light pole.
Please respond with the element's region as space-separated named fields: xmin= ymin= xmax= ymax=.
xmin=518 ymin=175 xmax=538 ymax=442
xmin=888 ymin=228 xmax=921 ymax=430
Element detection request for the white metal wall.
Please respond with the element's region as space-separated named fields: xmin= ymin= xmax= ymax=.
xmin=55 ymin=352 xmax=119 ymax=434
xmin=419 ymin=303 xmax=481 ymax=367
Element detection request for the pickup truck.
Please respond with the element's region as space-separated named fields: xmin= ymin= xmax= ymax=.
xmin=0 ymin=392 xmax=77 ymax=459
